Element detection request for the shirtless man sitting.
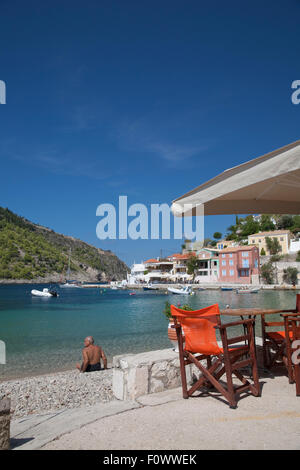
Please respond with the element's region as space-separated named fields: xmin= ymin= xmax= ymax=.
xmin=76 ymin=336 xmax=107 ymax=372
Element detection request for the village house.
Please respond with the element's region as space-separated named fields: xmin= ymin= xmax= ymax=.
xmin=216 ymin=239 xmax=237 ymax=250
xmin=218 ymin=245 xmax=260 ymax=285
xmin=248 ymin=230 xmax=291 ymax=255
xmin=194 ymin=248 xmax=219 ymax=283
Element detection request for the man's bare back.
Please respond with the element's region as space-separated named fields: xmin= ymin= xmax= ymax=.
xmin=76 ymin=336 xmax=107 ymax=372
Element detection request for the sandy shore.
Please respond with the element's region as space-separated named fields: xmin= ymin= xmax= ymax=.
xmin=0 ymin=368 xmax=113 ymax=418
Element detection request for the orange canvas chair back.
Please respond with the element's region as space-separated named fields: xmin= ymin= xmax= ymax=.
xmin=171 ymin=304 xmax=221 ymax=355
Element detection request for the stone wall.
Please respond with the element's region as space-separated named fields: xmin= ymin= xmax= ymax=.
xmin=113 ymin=349 xmax=197 ymax=401
xmin=0 ymin=398 xmax=11 ymax=450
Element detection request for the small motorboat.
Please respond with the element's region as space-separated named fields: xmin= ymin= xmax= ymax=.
xmin=129 ymin=292 xmax=136 ymax=296
xmin=221 ymin=287 xmax=233 ymax=291
xmin=143 ymin=283 xmax=159 ymax=291
xmin=31 ymin=288 xmax=58 ymax=297
xmin=168 ymin=286 xmax=194 ymax=295
xmin=236 ymin=287 xmax=260 ymax=294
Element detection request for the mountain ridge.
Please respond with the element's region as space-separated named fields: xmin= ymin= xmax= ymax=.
xmin=0 ymin=207 xmax=129 ymax=283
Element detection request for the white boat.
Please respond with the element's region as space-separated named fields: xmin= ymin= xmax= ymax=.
xmin=31 ymin=288 xmax=58 ymax=297
xmin=59 ymin=281 xmax=82 ymax=288
xmin=236 ymin=287 xmax=260 ymax=294
xmin=59 ymin=248 xmax=82 ymax=288
xmin=143 ymin=283 xmax=159 ymax=291
xmin=167 ymin=285 xmax=194 ymax=295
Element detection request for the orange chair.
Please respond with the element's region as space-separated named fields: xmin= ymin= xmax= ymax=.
xmin=261 ymin=294 xmax=300 ymax=377
xmin=171 ymin=303 xmax=260 ymax=408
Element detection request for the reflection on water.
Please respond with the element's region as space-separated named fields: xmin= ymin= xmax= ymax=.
xmin=0 ymin=284 xmax=298 ymax=380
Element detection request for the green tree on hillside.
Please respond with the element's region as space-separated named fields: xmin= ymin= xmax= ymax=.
xmin=283 ymin=267 xmax=298 ymax=285
xmin=265 ymin=237 xmax=282 ymax=256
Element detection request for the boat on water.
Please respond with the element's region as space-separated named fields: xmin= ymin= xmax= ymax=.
xmin=59 ymin=249 xmax=82 ymax=288
xmin=31 ymin=288 xmax=58 ymax=297
xmin=236 ymin=287 xmax=260 ymax=294
xmin=221 ymin=287 xmax=234 ymax=291
xmin=167 ymin=285 xmax=194 ymax=295
xmin=60 ymin=280 xmax=82 ymax=288
xmin=143 ymin=283 xmax=159 ymax=291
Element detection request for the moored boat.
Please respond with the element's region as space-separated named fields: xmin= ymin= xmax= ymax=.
xmin=167 ymin=285 xmax=194 ymax=295
xmin=31 ymin=288 xmax=58 ymax=297
xmin=143 ymin=283 xmax=159 ymax=291
xmin=236 ymin=287 xmax=260 ymax=294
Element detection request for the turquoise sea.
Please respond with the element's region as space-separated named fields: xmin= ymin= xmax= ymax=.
xmin=0 ymin=284 xmax=298 ymax=380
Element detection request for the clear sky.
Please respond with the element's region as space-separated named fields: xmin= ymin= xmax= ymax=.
xmin=1 ymin=0 xmax=300 ymax=266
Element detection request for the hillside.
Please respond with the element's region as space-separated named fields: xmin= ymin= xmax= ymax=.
xmin=0 ymin=207 xmax=129 ymax=283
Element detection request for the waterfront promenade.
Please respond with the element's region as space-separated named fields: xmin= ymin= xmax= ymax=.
xmin=10 ymin=371 xmax=300 ymax=450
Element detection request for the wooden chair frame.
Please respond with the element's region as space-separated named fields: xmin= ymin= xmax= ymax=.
xmin=173 ymin=314 xmax=260 ymax=409
xmin=261 ymin=313 xmax=300 ymax=381
xmin=282 ymin=315 xmax=300 ymax=396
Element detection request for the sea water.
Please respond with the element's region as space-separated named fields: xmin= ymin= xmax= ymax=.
xmin=0 ymin=284 xmax=297 ymax=380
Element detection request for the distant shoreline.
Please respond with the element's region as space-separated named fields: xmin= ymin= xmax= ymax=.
xmin=1 ymin=280 xmax=300 ymax=291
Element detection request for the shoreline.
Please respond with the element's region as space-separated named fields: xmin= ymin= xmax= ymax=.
xmin=1 ymin=280 xmax=300 ymax=290
xmin=0 ymin=361 xmax=113 ymax=384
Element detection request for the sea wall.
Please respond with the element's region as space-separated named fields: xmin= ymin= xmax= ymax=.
xmin=113 ymin=349 xmax=197 ymax=400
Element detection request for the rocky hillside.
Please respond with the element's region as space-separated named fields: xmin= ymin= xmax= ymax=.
xmin=0 ymin=207 xmax=129 ymax=283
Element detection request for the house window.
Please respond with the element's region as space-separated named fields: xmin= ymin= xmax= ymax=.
xmin=222 ymin=270 xmax=227 ymax=276
xmin=242 ymin=252 xmax=249 ymax=257
xmin=229 ymin=260 xmax=233 ymax=266
xmin=254 ymin=259 xmax=258 ymax=268
xmin=252 ymin=240 xmax=255 ymax=244
xmin=222 ymin=254 xmax=226 ymax=258
xmin=222 ymin=260 xmax=226 ymax=266
xmin=239 ymin=269 xmax=249 ymax=277
xmin=242 ymin=259 xmax=249 ymax=268
xmin=230 ymin=270 xmax=234 ymax=276
xmin=229 ymin=253 xmax=233 ymax=258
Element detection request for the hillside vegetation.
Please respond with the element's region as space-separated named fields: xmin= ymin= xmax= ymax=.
xmin=0 ymin=207 xmax=128 ymax=282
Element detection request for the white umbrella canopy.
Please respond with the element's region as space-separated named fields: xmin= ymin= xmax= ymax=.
xmin=171 ymin=140 xmax=300 ymax=216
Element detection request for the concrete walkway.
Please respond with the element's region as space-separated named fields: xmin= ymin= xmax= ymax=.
xmin=10 ymin=400 xmax=139 ymax=450
xmin=10 ymin=373 xmax=300 ymax=450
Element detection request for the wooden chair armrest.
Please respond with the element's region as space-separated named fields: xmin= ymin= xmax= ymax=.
xmin=265 ymin=321 xmax=284 ymax=327
xmin=281 ymin=313 xmax=300 ymax=318
xmin=215 ymin=319 xmax=255 ymax=330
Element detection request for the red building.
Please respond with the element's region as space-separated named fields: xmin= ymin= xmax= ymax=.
xmin=218 ymin=246 xmax=260 ymax=284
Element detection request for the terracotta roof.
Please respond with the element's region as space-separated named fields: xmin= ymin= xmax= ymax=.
xmin=167 ymin=253 xmax=182 ymax=259
xmin=248 ymin=230 xmax=291 ymax=237
xmin=174 ymin=252 xmax=196 ymax=260
xmin=219 ymin=245 xmax=258 ymax=253
xmin=144 ymin=258 xmax=159 ymax=264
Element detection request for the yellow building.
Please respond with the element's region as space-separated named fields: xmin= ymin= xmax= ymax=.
xmin=248 ymin=230 xmax=291 ymax=255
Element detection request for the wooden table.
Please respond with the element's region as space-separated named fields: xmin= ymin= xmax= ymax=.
xmin=220 ymin=308 xmax=296 ymax=317
xmin=219 ymin=308 xmax=297 ymax=372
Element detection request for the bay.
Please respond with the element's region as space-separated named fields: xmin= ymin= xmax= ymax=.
xmin=0 ymin=284 xmax=297 ymax=380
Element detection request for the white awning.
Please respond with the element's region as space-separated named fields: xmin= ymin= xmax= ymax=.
xmin=171 ymin=140 xmax=300 ymax=216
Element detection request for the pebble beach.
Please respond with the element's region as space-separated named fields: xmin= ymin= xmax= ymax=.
xmin=0 ymin=369 xmax=114 ymax=418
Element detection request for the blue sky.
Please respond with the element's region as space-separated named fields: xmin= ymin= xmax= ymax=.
xmin=1 ymin=0 xmax=300 ymax=266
